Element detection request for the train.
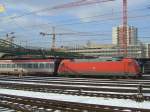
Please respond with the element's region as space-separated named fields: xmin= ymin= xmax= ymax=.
xmin=0 ymin=57 xmax=141 ymax=78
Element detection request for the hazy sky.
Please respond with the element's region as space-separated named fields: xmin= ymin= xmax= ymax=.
xmin=0 ymin=0 xmax=149 ymax=48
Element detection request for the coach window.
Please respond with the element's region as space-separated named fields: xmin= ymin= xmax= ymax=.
xmin=19 ymin=64 xmax=22 ymax=68
xmin=28 ymin=64 xmax=32 ymax=68
xmin=17 ymin=64 xmax=19 ymax=68
xmin=1 ymin=64 xmax=3 ymax=68
xmin=2 ymin=64 xmax=6 ymax=68
xmin=12 ymin=64 xmax=16 ymax=68
xmin=22 ymin=64 xmax=27 ymax=68
xmin=33 ymin=63 xmax=38 ymax=68
xmin=12 ymin=64 xmax=15 ymax=68
xmin=22 ymin=64 xmax=25 ymax=68
xmin=25 ymin=64 xmax=28 ymax=68
xmin=39 ymin=63 xmax=44 ymax=68
xmin=22 ymin=64 xmax=26 ymax=68
xmin=21 ymin=64 xmax=24 ymax=68
xmin=45 ymin=63 xmax=49 ymax=68
xmin=18 ymin=64 xmax=21 ymax=68
xmin=22 ymin=64 xmax=24 ymax=68
xmin=37 ymin=64 xmax=39 ymax=68
xmin=7 ymin=64 xmax=11 ymax=68
xmin=7 ymin=64 xmax=10 ymax=68
xmin=10 ymin=64 xmax=12 ymax=68
xmin=49 ymin=63 xmax=51 ymax=68
xmin=15 ymin=64 xmax=19 ymax=68
xmin=9 ymin=64 xmax=12 ymax=68
xmin=50 ymin=64 xmax=54 ymax=68
xmin=18 ymin=64 xmax=22 ymax=68
xmin=15 ymin=64 xmax=18 ymax=68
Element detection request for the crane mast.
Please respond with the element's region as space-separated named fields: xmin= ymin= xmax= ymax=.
xmin=52 ymin=27 xmax=56 ymax=50
xmin=122 ymin=0 xmax=128 ymax=56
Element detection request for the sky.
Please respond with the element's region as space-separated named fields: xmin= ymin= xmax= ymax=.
xmin=0 ymin=0 xmax=149 ymax=48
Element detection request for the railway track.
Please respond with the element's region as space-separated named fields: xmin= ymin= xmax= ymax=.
xmin=0 ymin=106 xmax=15 ymax=112
xmin=0 ymin=82 xmax=149 ymax=101
xmin=0 ymin=76 xmax=150 ymax=100
xmin=1 ymin=75 xmax=150 ymax=84
xmin=0 ymin=89 xmax=150 ymax=112
xmin=0 ymin=75 xmax=150 ymax=111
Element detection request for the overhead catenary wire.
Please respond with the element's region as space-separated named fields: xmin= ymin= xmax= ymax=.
xmin=0 ymin=1 xmax=148 ymax=33
xmin=1 ymin=12 xmax=150 ymax=37
xmin=0 ymin=7 xmax=149 ymax=28
xmin=0 ymin=2 xmax=149 ymax=34
xmin=1 ymin=9 xmax=150 ymax=32
xmin=0 ymin=0 xmax=115 ymax=22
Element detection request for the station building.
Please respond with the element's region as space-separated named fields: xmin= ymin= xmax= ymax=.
xmin=66 ymin=43 xmax=148 ymax=58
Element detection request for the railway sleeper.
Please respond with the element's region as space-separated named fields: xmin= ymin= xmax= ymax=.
xmin=0 ymin=96 xmax=149 ymax=112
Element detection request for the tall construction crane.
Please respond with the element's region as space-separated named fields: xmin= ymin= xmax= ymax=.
xmin=40 ymin=27 xmax=110 ymax=50
xmin=119 ymin=0 xmax=128 ymax=56
xmin=40 ymin=27 xmax=56 ymax=50
xmin=40 ymin=0 xmax=115 ymax=50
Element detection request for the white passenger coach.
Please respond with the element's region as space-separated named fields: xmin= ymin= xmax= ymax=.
xmin=0 ymin=59 xmax=55 ymax=76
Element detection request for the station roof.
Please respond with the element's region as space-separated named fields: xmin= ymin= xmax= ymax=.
xmin=0 ymin=39 xmax=81 ymax=58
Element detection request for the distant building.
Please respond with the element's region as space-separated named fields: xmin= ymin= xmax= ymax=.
xmin=112 ymin=25 xmax=138 ymax=46
xmin=144 ymin=43 xmax=150 ymax=58
xmin=64 ymin=25 xmax=150 ymax=58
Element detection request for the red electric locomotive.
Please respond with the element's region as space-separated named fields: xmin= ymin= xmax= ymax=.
xmin=57 ymin=58 xmax=141 ymax=78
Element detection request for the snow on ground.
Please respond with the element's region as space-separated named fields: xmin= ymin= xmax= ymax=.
xmin=0 ymin=89 xmax=150 ymax=109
